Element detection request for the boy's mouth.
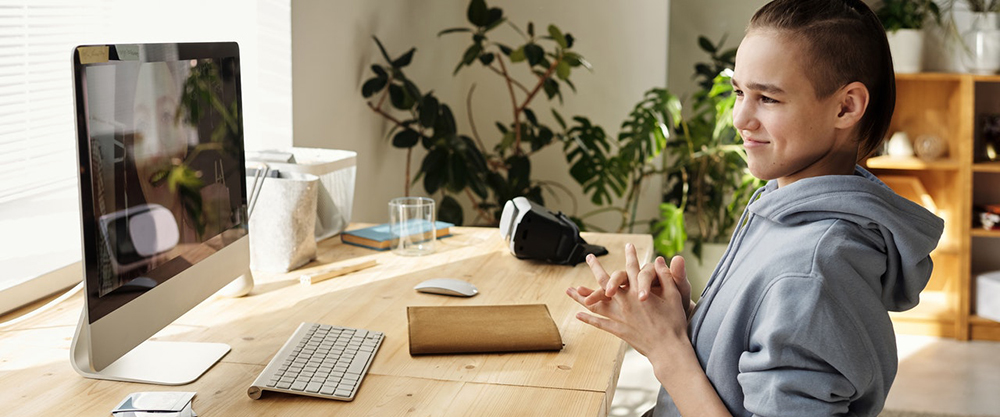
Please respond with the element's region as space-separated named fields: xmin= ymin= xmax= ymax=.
xmin=743 ymin=137 xmax=769 ymax=146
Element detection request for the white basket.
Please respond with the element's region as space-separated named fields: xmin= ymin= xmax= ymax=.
xmin=247 ymin=147 xmax=357 ymax=241
xmin=977 ymin=271 xmax=1000 ymax=323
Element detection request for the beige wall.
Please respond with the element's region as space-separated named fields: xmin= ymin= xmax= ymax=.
xmin=291 ymin=0 xmax=668 ymax=231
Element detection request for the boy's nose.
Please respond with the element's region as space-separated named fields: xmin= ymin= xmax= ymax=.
xmin=732 ymin=101 xmax=760 ymax=134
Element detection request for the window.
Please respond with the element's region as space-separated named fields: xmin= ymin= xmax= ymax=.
xmin=0 ymin=0 xmax=291 ymax=314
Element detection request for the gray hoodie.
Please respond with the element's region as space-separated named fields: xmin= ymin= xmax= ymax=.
xmin=652 ymin=166 xmax=944 ymax=417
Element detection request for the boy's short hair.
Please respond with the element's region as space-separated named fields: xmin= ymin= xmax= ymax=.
xmin=749 ymin=0 xmax=895 ymax=159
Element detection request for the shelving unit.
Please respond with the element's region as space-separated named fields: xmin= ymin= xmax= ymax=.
xmin=866 ymin=72 xmax=1000 ymax=341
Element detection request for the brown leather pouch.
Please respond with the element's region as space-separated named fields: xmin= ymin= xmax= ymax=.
xmin=407 ymin=304 xmax=564 ymax=355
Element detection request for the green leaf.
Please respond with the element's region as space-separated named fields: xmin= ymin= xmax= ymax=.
xmin=389 ymin=84 xmax=408 ymax=110
xmin=525 ymin=43 xmax=544 ymax=67
xmin=371 ymin=65 xmax=387 ymax=78
xmin=478 ymin=53 xmax=495 ymax=66
xmin=419 ymin=94 xmax=439 ymax=128
xmin=393 ymin=48 xmax=415 ymax=68
xmin=564 ymin=33 xmax=575 ymax=49
xmin=486 ymin=8 xmax=504 ymax=28
xmin=698 ymin=36 xmax=716 ymax=53
xmin=438 ymin=27 xmax=472 ymax=36
xmin=548 ymin=25 xmax=567 ymax=48
xmin=653 ymin=203 xmax=686 ymax=258
xmin=497 ymin=43 xmax=513 ymax=55
xmin=556 ymin=60 xmax=571 ymax=80
xmin=523 ymin=107 xmax=538 ymax=125
xmin=392 ymin=129 xmax=420 ymax=148
xmin=509 ymin=47 xmax=526 ymax=62
xmin=361 ymin=76 xmax=387 ymax=98
xmin=447 ymin=153 xmax=468 ymax=192
xmin=421 ymin=148 xmax=448 ymax=194
xmin=372 ymin=36 xmax=392 ymax=64
xmin=402 ymin=79 xmax=421 ymax=103
xmin=507 ymin=155 xmax=530 ymax=189
xmin=543 ymin=78 xmax=559 ymax=100
xmin=438 ymin=104 xmax=457 ymax=136
xmin=551 ymin=109 xmax=566 ymax=130
xmin=438 ymin=195 xmax=464 ymax=226
xmin=455 ymin=43 xmax=483 ymax=75
xmin=495 ymin=122 xmax=508 ymax=134
xmin=468 ymin=0 xmax=488 ymax=27
xmin=527 ymin=22 xmax=535 ymax=37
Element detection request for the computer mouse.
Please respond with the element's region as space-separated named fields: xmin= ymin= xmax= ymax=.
xmin=413 ymin=278 xmax=478 ymax=297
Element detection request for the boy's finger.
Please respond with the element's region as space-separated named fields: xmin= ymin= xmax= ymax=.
xmin=624 ymin=243 xmax=640 ymax=281
xmin=605 ymin=270 xmax=629 ymax=298
xmin=670 ymin=255 xmax=687 ymax=286
xmin=586 ymin=254 xmax=611 ymax=289
xmin=636 ymin=263 xmax=659 ymax=301
xmin=575 ymin=286 xmax=596 ymax=297
xmin=575 ymin=312 xmax=621 ymax=338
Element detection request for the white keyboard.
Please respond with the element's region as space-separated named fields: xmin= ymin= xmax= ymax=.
xmin=247 ymin=322 xmax=384 ymax=401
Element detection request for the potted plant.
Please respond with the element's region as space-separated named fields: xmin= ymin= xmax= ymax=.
xmin=651 ymin=37 xmax=764 ymax=299
xmin=962 ymin=0 xmax=1000 ymax=74
xmin=360 ymin=0 xmax=668 ymax=228
xmin=876 ymin=0 xmax=942 ymax=73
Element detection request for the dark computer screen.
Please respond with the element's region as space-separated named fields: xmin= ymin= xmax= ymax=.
xmin=74 ymin=43 xmax=248 ymax=323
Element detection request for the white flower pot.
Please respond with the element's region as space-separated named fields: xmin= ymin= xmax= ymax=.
xmin=887 ymin=29 xmax=924 ymax=74
xmin=963 ymin=13 xmax=1000 ymax=75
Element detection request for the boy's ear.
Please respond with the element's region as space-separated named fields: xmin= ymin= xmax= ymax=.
xmin=834 ymin=81 xmax=869 ymax=129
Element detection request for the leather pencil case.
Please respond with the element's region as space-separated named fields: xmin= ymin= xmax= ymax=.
xmin=406 ymin=304 xmax=564 ymax=355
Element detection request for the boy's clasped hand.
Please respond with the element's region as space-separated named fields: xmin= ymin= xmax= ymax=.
xmin=565 ymin=243 xmax=693 ymax=367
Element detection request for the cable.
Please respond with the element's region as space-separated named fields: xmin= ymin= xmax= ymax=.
xmin=0 ymin=281 xmax=84 ymax=329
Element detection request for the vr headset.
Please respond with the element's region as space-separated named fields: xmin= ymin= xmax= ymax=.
xmin=499 ymin=197 xmax=607 ymax=265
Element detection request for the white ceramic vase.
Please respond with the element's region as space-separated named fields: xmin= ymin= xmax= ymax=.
xmin=887 ymin=29 xmax=924 ymax=74
xmin=964 ymin=13 xmax=1000 ymax=75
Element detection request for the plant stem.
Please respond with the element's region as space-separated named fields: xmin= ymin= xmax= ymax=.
xmin=496 ymin=54 xmax=522 ymax=155
xmin=405 ymin=147 xmax=412 ymax=197
xmin=466 ymin=83 xmax=488 ymax=153
xmin=517 ymin=57 xmax=562 ymax=113
xmin=486 ymin=62 xmax=530 ymax=95
xmin=463 ymin=187 xmax=493 ymax=225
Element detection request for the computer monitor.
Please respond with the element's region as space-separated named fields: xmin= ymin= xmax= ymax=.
xmin=69 ymin=42 xmax=250 ymax=385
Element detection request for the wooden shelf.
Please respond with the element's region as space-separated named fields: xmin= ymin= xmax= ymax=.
xmin=894 ymin=72 xmax=1000 ymax=83
xmin=973 ymin=161 xmax=1000 ymax=173
xmin=894 ymin=72 xmax=964 ymax=82
xmin=866 ymin=156 xmax=960 ymax=171
xmin=889 ymin=291 xmax=954 ymax=321
xmin=971 ymin=228 xmax=1000 ymax=238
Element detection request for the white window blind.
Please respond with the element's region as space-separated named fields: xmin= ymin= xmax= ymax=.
xmin=0 ymin=0 xmax=291 ymax=308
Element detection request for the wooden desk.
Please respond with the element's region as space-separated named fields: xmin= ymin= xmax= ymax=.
xmin=0 ymin=227 xmax=652 ymax=416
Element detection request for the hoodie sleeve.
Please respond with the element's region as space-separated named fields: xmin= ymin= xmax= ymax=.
xmin=736 ymin=275 xmax=883 ymax=417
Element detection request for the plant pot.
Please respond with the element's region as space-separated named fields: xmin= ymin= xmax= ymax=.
xmin=963 ymin=13 xmax=1000 ymax=75
xmin=679 ymin=242 xmax=728 ymax=302
xmin=886 ymin=29 xmax=924 ymax=74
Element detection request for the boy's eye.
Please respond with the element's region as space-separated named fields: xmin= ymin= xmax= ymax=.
xmin=761 ymin=95 xmax=779 ymax=104
xmin=733 ymin=89 xmax=744 ymax=97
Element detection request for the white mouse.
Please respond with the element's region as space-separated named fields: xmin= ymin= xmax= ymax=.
xmin=414 ymin=278 xmax=479 ymax=297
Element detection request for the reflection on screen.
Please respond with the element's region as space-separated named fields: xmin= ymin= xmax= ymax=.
xmin=83 ymin=57 xmax=247 ymax=312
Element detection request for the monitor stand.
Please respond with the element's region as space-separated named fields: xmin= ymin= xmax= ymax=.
xmin=70 ymin=312 xmax=230 ymax=385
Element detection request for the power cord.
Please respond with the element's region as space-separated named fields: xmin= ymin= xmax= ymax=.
xmin=0 ymin=281 xmax=83 ymax=329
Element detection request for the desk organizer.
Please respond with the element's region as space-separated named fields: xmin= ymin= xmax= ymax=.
xmin=248 ymin=147 xmax=357 ymax=241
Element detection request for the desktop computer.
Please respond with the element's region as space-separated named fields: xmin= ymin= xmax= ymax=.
xmin=69 ymin=42 xmax=250 ymax=385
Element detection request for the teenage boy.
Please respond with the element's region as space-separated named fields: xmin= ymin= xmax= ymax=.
xmin=566 ymin=1 xmax=944 ymax=416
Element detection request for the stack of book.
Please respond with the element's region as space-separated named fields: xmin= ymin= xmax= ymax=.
xmin=340 ymin=221 xmax=453 ymax=250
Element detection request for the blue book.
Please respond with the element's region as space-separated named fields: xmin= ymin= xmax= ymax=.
xmin=340 ymin=220 xmax=454 ymax=250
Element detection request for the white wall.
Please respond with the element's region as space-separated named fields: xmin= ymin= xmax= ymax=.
xmin=291 ymin=0 xmax=668 ymax=231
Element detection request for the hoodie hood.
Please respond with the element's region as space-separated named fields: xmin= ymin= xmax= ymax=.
xmin=747 ymin=166 xmax=944 ymax=311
